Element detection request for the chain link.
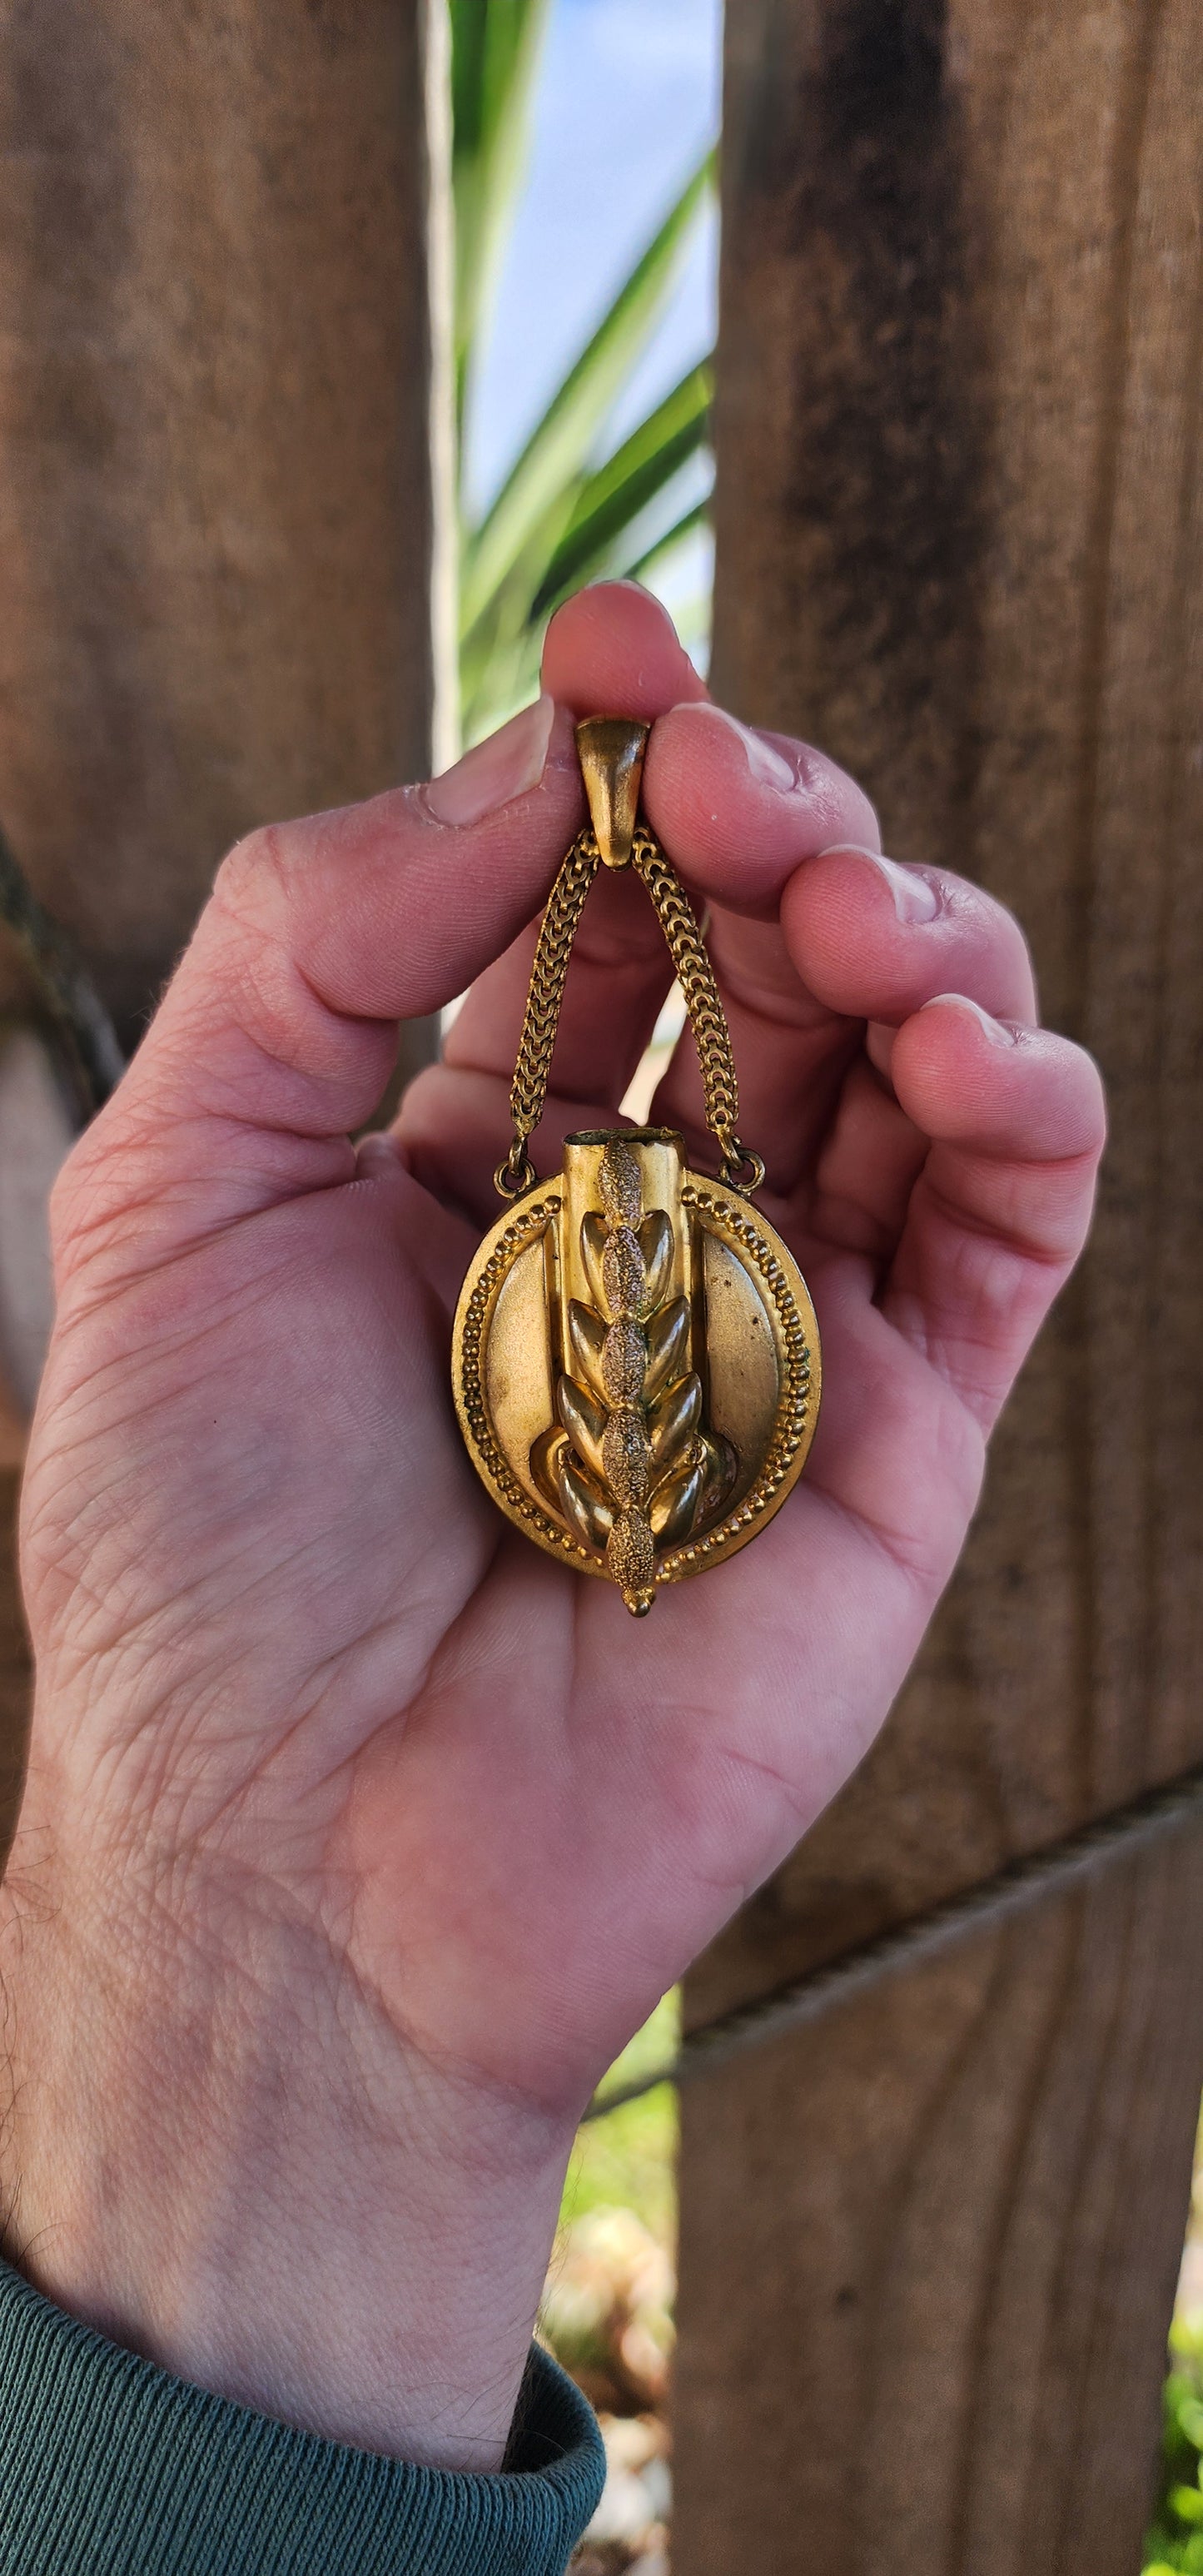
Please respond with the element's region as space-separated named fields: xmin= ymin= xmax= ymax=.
xmin=504 ymin=832 xmax=600 ymax=1172
xmin=629 ymin=833 xmax=742 ymax=1170
xmin=498 ymin=820 xmax=763 ymax=1196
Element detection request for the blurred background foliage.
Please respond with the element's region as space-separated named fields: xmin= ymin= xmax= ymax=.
xmin=1147 ymin=2123 xmax=1203 ymax=2574
xmin=544 ymin=1992 xmax=679 ymax=2417
xmin=450 ymin=0 xmax=715 ymax=743
xmin=1146 ymin=2315 xmax=1203 ymax=2574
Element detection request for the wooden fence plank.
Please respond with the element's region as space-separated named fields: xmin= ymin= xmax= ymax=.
xmin=0 ymin=0 xmax=449 ymax=1837
xmin=679 ymin=1852 xmax=1203 ymax=2572
xmin=0 ymin=0 xmax=450 ymax=1050
xmin=676 ymin=2 xmax=1203 ymax=2567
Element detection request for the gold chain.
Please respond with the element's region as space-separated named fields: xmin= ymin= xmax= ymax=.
xmin=629 ymin=833 xmax=739 ymax=1161
xmin=495 ymin=831 xmax=600 ymax=1196
xmin=496 ymin=823 xmax=765 ymax=1200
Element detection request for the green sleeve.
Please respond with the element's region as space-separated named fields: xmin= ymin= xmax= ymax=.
xmin=0 ymin=2261 xmax=604 ymax=2574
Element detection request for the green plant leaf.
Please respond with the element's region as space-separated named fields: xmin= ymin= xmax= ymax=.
xmin=451 ymin=0 xmax=552 ymax=424
xmin=530 ymin=361 xmax=712 ymax=614
xmin=460 ymin=153 xmax=713 ymax=634
xmin=459 ymin=485 xmax=714 ymax=744
xmin=624 ymin=495 xmax=710 ymax=586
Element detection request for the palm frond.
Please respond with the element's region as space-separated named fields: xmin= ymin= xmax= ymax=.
xmin=460 ymin=155 xmax=713 ymax=639
xmin=624 ymin=495 xmax=711 ymax=586
xmin=530 ymin=361 xmax=712 ymax=616
xmin=450 ymin=0 xmax=552 ymax=430
xmin=452 ymin=7 xmax=718 ymax=740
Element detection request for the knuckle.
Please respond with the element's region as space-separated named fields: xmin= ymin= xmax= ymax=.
xmin=212 ymin=820 xmax=290 ymax=926
xmin=1031 ymin=1026 xmax=1106 ymax=1108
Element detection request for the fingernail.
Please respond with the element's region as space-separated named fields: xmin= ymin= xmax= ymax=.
xmin=426 ymin=695 xmax=555 ymax=827
xmin=356 ymin=1130 xmax=404 ymax=1169
xmin=929 ymin=992 xmax=1019 ymax=1045
xmin=822 ymin=843 xmax=940 ymax=924
xmin=672 ymin=701 xmax=798 ymax=792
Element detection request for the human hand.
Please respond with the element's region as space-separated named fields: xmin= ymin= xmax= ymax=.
xmin=4 ymin=584 xmax=1104 ymax=2468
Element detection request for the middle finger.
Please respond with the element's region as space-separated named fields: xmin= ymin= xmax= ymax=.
xmin=642 ymin=704 xmax=1037 ymax=1191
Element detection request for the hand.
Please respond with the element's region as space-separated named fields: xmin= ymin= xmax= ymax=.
xmin=4 ymin=584 xmax=1104 ymax=2469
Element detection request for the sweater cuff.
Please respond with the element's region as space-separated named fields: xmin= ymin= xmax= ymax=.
xmin=0 ymin=2261 xmax=604 ymax=2575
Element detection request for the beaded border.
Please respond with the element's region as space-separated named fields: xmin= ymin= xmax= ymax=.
xmin=456 ymin=1191 xmax=593 ymax=1561
xmin=454 ymin=1176 xmax=816 ymax=1584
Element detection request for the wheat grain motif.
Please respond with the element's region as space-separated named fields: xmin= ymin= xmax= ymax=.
xmin=531 ymin=1137 xmax=736 ymax=1614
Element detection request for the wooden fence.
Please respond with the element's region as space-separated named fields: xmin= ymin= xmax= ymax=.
xmin=675 ymin=3 xmax=1203 ymax=2569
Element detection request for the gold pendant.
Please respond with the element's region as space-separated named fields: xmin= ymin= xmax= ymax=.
xmin=451 ymin=718 xmax=821 ymax=1614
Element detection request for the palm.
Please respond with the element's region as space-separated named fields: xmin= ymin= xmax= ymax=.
xmin=21 ymin=588 xmax=1101 ymax=2131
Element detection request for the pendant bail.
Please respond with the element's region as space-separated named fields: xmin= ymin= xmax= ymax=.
xmin=575 ymin=717 xmax=649 ymax=868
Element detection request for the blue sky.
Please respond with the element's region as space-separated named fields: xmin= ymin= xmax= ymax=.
xmin=464 ymin=0 xmax=723 ymax=627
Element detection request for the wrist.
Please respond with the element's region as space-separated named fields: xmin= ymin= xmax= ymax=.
xmin=0 ymin=1817 xmax=577 ymax=2469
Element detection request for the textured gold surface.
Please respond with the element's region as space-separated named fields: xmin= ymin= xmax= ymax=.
xmin=452 ymin=1131 xmax=819 ymax=1609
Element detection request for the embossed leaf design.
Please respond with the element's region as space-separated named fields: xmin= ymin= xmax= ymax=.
xmin=601 ymin=1226 xmax=646 ymax=1321
xmin=600 ymin=1319 xmax=646 ymax=1404
xmin=649 ymin=1373 xmax=702 ymax=1468
xmin=556 ymin=1376 xmax=607 ymax=1479
xmin=637 ymin=1211 xmax=672 ymax=1312
xmin=601 ymin=1408 xmax=651 ymax=1505
xmin=559 ymin=1457 xmax=615 ymax=1551
xmin=644 ymin=1296 xmax=689 ymax=1400
xmin=531 ymin=1141 xmax=738 ymax=1611
xmin=567 ymin=1300 xmax=609 ymax=1400
xmin=580 ymin=1207 xmax=672 ymax=1320
xmin=579 ymin=1212 xmax=610 ymax=1312
xmin=606 ymin=1507 xmax=655 ymax=1598
xmin=649 ymin=1456 xmax=705 ymax=1544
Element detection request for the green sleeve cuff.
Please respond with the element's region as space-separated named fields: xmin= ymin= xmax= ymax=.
xmin=0 ymin=2261 xmax=604 ymax=2574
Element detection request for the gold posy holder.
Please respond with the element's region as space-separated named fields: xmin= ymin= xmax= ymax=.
xmin=452 ymin=718 xmax=821 ymax=1613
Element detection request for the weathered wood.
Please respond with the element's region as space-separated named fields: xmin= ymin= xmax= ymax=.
xmin=0 ymin=0 xmax=450 ymax=1053
xmin=677 ymin=2 xmax=1203 ymax=2568
xmin=0 ymin=0 xmax=450 ymax=1836
xmin=679 ymin=1848 xmax=1203 ymax=2572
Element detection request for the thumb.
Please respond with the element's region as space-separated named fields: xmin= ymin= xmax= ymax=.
xmin=52 ymin=701 xmax=584 ymax=1273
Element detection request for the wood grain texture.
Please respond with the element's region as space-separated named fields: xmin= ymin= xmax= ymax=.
xmin=677 ymin=1 xmax=1203 ymax=2566
xmin=679 ymin=1847 xmax=1203 ymax=2573
xmin=0 ymin=0 xmax=450 ymax=1834
xmin=0 ymin=0 xmax=448 ymax=1053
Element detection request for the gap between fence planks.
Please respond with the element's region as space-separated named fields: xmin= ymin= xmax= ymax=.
xmin=674 ymin=2 xmax=1203 ymax=2571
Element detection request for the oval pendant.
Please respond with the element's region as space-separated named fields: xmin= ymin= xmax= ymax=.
xmin=450 ymin=716 xmax=822 ymax=1614
xmin=453 ymin=1126 xmax=819 ymax=1613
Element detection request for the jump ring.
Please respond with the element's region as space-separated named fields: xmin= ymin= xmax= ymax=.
xmin=495 ymin=1141 xmax=537 ymax=1201
xmin=720 ymin=1139 xmax=766 ymax=1196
